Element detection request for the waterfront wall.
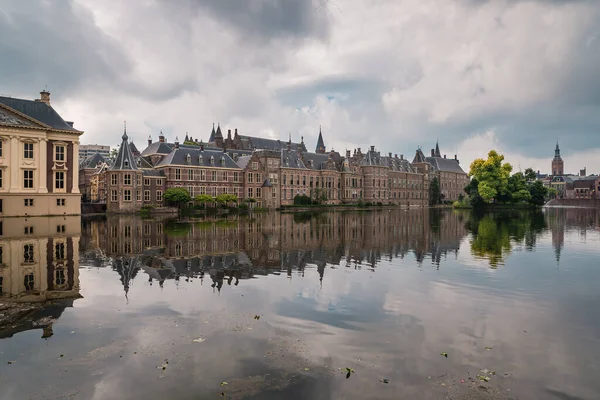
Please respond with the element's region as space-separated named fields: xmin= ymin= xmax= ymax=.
xmin=546 ymin=198 xmax=600 ymax=208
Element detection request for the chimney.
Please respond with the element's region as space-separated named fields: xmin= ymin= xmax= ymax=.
xmin=444 ymin=154 xmax=446 ymax=159
xmin=234 ymin=128 xmax=238 ymax=138
xmin=227 ymin=129 xmax=232 ymax=140
xmin=454 ymin=154 xmax=457 ymax=160
xmin=200 ymin=144 xmax=204 ymax=151
xmin=400 ymin=154 xmax=404 ymax=160
xmin=346 ymin=150 xmax=351 ymax=158
xmin=389 ymin=152 xmax=392 ymax=158
xmin=431 ymin=149 xmax=435 ymax=157
xmin=394 ymin=154 xmax=398 ymax=159
xmin=38 ymin=90 xmax=50 ymax=104
xmin=370 ymin=145 xmax=375 ymax=152
xmin=159 ymin=131 xmax=165 ymax=143
xmin=357 ymin=147 xmax=361 ymax=155
xmin=174 ymin=137 xmax=179 ymax=149
xmin=148 ymin=135 xmax=152 ymax=146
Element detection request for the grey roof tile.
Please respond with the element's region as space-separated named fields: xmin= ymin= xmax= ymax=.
xmin=81 ymin=153 xmax=107 ymax=169
xmin=0 ymin=96 xmax=80 ymax=132
xmin=156 ymin=148 xmax=241 ymax=169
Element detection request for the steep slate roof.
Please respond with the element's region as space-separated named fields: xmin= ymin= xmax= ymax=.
xmin=129 ymin=140 xmax=140 ymax=156
xmin=156 ymin=148 xmax=240 ymax=169
xmin=426 ymin=156 xmax=466 ymax=174
xmin=434 ymin=142 xmax=441 ymax=157
xmin=280 ymin=149 xmax=306 ymax=169
xmin=412 ymin=149 xmax=427 ymax=164
xmin=0 ymin=96 xmax=80 ymax=132
xmin=208 ymin=124 xmax=216 ymax=142
xmin=360 ymin=148 xmax=384 ymax=166
xmin=142 ymin=169 xmax=165 ymax=177
xmin=303 ymin=152 xmax=331 ymax=170
xmin=236 ymin=155 xmax=252 ymax=170
xmin=110 ymin=132 xmax=138 ymax=170
xmin=81 ymin=153 xmax=107 ymax=169
xmin=240 ymin=135 xmax=301 ymax=151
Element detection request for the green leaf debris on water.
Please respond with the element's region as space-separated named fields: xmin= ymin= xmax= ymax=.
xmin=220 ymin=382 xmax=228 ymax=386
xmin=440 ymin=352 xmax=448 ymax=358
xmin=159 ymin=359 xmax=169 ymax=371
xmin=477 ymin=375 xmax=491 ymax=382
xmin=192 ymin=337 xmax=205 ymax=343
xmin=485 ymin=346 xmax=492 ymax=350
xmin=59 ymin=354 xmax=64 ymax=358
xmin=304 ymin=368 xmax=310 ymax=371
xmin=344 ymin=367 xmax=355 ymax=379
xmin=254 ymin=315 xmax=261 ymax=320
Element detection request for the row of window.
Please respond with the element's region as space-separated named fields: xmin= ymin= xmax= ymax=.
xmin=0 ymin=141 xmax=66 ymax=161
xmin=19 ymin=198 xmax=67 ymax=207
xmin=174 ymin=169 xmax=241 ymax=183
xmin=0 ymin=170 xmax=67 ymax=191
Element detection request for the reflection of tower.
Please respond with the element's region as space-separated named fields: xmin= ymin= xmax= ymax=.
xmin=317 ymin=260 xmax=326 ymax=287
xmin=551 ymin=209 xmax=565 ymax=265
xmin=552 ymin=141 xmax=564 ymax=176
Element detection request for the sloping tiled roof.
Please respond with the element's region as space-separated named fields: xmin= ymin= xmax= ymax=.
xmin=412 ymin=149 xmax=427 ymax=164
xmin=360 ymin=149 xmax=384 ymax=166
xmin=81 ymin=153 xmax=107 ymax=169
xmin=142 ymin=169 xmax=165 ymax=177
xmin=303 ymin=152 xmax=330 ymax=170
xmin=280 ymin=149 xmax=306 ymax=169
xmin=236 ymin=155 xmax=252 ymax=170
xmin=156 ymin=148 xmax=240 ymax=169
xmin=426 ymin=156 xmax=466 ymax=174
xmin=0 ymin=96 xmax=80 ymax=132
xmin=110 ymin=133 xmax=138 ymax=170
xmin=240 ymin=135 xmax=301 ymax=151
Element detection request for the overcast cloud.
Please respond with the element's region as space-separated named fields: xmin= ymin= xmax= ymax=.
xmin=1 ymin=0 xmax=599 ymax=173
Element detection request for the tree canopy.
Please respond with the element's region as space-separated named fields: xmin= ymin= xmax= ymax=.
xmin=163 ymin=188 xmax=191 ymax=205
xmin=469 ymin=150 xmax=513 ymax=203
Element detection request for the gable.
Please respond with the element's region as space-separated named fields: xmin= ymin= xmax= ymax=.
xmin=0 ymin=106 xmax=45 ymax=129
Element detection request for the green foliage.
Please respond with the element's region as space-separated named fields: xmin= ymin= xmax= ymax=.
xmin=429 ymin=177 xmax=441 ymax=205
xmin=194 ymin=194 xmax=215 ymax=205
xmin=312 ymin=188 xmax=328 ymax=205
xmin=528 ymin=181 xmax=548 ymax=206
xmin=183 ymin=141 xmax=201 ymax=147
xmin=547 ymin=187 xmax=558 ymax=199
xmin=294 ymin=194 xmax=313 ymax=206
xmin=469 ymin=150 xmax=513 ymax=203
xmin=163 ymin=188 xmax=191 ymax=205
xmin=165 ymin=221 xmax=192 ymax=237
xmin=524 ymin=167 xmax=537 ymax=183
xmin=216 ymin=194 xmax=238 ymax=206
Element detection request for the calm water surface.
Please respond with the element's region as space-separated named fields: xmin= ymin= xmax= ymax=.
xmin=0 ymin=208 xmax=599 ymax=400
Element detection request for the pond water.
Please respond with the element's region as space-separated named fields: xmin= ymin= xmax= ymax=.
xmin=0 ymin=208 xmax=599 ymax=400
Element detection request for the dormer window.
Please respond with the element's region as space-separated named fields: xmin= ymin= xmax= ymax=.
xmin=198 ymin=155 xmax=203 ymax=164
xmin=137 ymin=158 xmax=141 ymax=166
xmin=186 ymin=153 xmax=191 ymax=163
xmin=210 ymin=156 xmax=214 ymax=165
xmin=220 ymin=157 xmax=225 ymax=166
xmin=124 ymin=159 xmax=129 ymax=167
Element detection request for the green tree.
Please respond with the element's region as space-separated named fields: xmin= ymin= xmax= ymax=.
xmin=163 ymin=188 xmax=191 ymax=208
xmin=429 ymin=177 xmax=441 ymax=205
xmin=294 ymin=194 xmax=312 ymax=206
xmin=216 ymin=194 xmax=238 ymax=207
xmin=464 ymin=178 xmax=484 ymax=208
xmin=528 ymin=181 xmax=548 ymax=206
xmin=506 ymin=172 xmax=531 ymax=203
xmin=469 ymin=150 xmax=513 ymax=203
xmin=524 ymin=168 xmax=537 ymax=183
xmin=194 ymin=194 xmax=215 ymax=207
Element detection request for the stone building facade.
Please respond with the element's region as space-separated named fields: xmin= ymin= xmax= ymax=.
xmin=79 ymin=125 xmax=468 ymax=212
xmin=0 ymin=91 xmax=82 ymax=217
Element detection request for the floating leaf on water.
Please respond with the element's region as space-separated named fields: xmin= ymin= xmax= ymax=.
xmin=485 ymin=346 xmax=492 ymax=350
xmin=476 ymin=375 xmax=491 ymax=382
xmin=193 ymin=337 xmax=206 ymax=343
xmin=440 ymin=352 xmax=448 ymax=358
xmin=304 ymin=368 xmax=310 ymax=371
xmin=220 ymin=382 xmax=228 ymax=386
xmin=254 ymin=315 xmax=261 ymax=320
xmin=481 ymin=369 xmax=490 ymax=374
xmin=379 ymin=378 xmax=390 ymax=384
xmin=59 ymin=354 xmax=64 ymax=358
xmin=346 ymin=371 xmax=351 ymax=379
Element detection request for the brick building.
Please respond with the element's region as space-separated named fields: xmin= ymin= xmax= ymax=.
xmin=79 ymin=125 xmax=468 ymax=212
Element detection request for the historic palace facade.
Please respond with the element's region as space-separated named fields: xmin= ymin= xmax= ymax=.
xmin=0 ymin=91 xmax=82 ymax=217
xmin=80 ymin=124 xmax=468 ymax=211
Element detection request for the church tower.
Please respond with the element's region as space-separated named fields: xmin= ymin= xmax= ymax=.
xmin=315 ymin=126 xmax=326 ymax=154
xmin=551 ymin=141 xmax=564 ymax=176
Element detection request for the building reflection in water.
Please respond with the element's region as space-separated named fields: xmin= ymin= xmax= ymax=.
xmin=0 ymin=216 xmax=81 ymax=338
xmin=80 ymin=210 xmax=471 ymax=296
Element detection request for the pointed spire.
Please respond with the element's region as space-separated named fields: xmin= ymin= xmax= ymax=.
xmin=184 ymin=132 xmax=189 ymax=142
xmin=215 ymin=123 xmax=223 ymax=138
xmin=435 ymin=140 xmax=441 ymax=157
xmin=316 ymin=125 xmax=326 ymax=154
xmin=209 ymin=123 xmax=216 ymax=143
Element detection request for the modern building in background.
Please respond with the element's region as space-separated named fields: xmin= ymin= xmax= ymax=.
xmin=0 ymin=91 xmax=82 ymax=217
xmin=79 ymin=144 xmax=110 ymax=163
xmin=79 ymin=124 xmax=468 ymax=212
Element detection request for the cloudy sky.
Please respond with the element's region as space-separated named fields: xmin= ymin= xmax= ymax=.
xmin=1 ymin=0 xmax=599 ymax=174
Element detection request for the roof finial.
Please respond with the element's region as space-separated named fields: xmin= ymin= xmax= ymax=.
xmin=122 ymin=120 xmax=128 ymax=141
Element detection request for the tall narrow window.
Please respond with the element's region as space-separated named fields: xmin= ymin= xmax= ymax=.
xmin=55 ymin=145 xmax=65 ymax=161
xmin=24 ymin=142 xmax=34 ymax=159
xmin=0 ymin=140 xmax=3 ymax=157
xmin=124 ymin=174 xmax=131 ymax=185
xmin=23 ymin=170 xmax=34 ymax=188
xmin=188 ymin=169 xmax=193 ymax=181
xmin=111 ymin=190 xmax=118 ymax=202
xmin=23 ymin=244 xmax=34 ymax=263
xmin=24 ymin=274 xmax=34 ymax=291
xmin=55 ymin=171 xmax=65 ymax=190
xmin=144 ymin=190 xmax=150 ymax=201
xmin=55 ymin=270 xmax=66 ymax=285
xmin=124 ymin=189 xmax=131 ymax=201
xmin=175 ymin=169 xmax=181 ymax=180
xmin=55 ymin=242 xmax=65 ymax=260
xmin=156 ymin=190 xmax=163 ymax=202
xmin=0 ymin=169 xmax=3 ymax=189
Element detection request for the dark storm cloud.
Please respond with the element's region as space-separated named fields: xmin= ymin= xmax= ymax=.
xmin=0 ymin=0 xmax=129 ymax=98
xmin=173 ymin=0 xmax=330 ymax=41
